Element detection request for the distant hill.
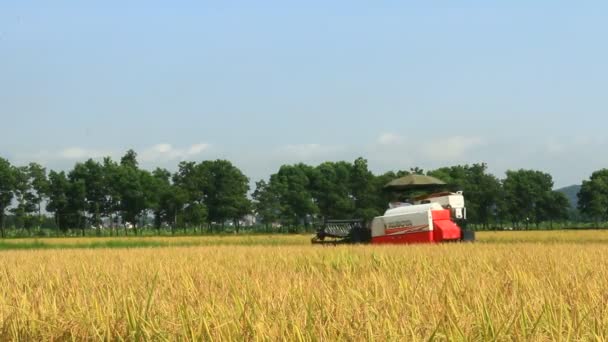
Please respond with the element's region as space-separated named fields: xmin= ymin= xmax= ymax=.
xmin=556 ymin=185 xmax=581 ymax=209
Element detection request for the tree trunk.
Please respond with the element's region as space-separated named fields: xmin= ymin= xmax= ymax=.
xmin=95 ymin=204 xmax=100 ymax=237
xmin=0 ymin=212 xmax=5 ymax=238
xmin=38 ymin=202 xmax=42 ymax=231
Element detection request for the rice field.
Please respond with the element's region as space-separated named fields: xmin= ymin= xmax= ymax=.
xmin=1 ymin=231 xmax=608 ymax=340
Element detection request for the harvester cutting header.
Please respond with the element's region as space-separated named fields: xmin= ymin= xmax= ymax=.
xmin=312 ymin=174 xmax=475 ymax=245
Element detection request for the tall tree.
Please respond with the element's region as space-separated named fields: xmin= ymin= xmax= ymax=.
xmin=69 ymin=159 xmax=107 ymax=229
xmin=252 ymin=180 xmax=280 ymax=228
xmin=120 ymin=149 xmax=139 ymax=169
xmin=0 ymin=158 xmax=16 ymax=237
xmin=101 ymin=157 xmax=122 ymax=233
xmin=502 ymin=169 xmax=554 ymax=228
xmin=46 ymin=171 xmax=71 ymax=234
xmin=150 ymin=168 xmax=171 ymax=230
xmin=267 ymin=164 xmax=317 ymax=226
xmin=309 ymin=161 xmax=354 ymax=220
xmin=27 ymin=163 xmax=49 ymax=229
xmin=578 ymin=169 xmax=608 ymax=223
xmin=197 ymin=160 xmax=250 ymax=230
xmin=538 ymin=191 xmax=570 ymax=228
xmin=350 ymin=157 xmax=382 ymax=220
xmin=10 ymin=166 xmax=36 ymax=230
xmin=173 ymin=161 xmax=207 ymax=230
xmin=67 ymin=178 xmax=87 ymax=235
xmin=116 ymin=166 xmax=146 ymax=234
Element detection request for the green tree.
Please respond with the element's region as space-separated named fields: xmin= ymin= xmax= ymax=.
xmin=0 ymin=158 xmax=16 ymax=237
xmin=10 ymin=166 xmax=36 ymax=231
xmin=101 ymin=157 xmax=122 ymax=233
xmin=538 ymin=191 xmax=570 ymax=228
xmin=69 ymin=159 xmax=107 ymax=229
xmin=150 ymin=168 xmax=171 ymax=230
xmin=46 ymin=171 xmax=70 ymax=234
xmin=173 ymin=161 xmax=207 ymax=230
xmin=267 ymin=164 xmax=318 ymax=226
xmin=502 ymin=169 xmax=554 ymax=229
xmin=113 ymin=151 xmax=149 ymax=235
xmin=116 ymin=165 xmax=146 ymax=235
xmin=578 ymin=169 xmax=608 ymax=223
xmin=27 ymin=163 xmax=49 ymax=229
xmin=350 ymin=157 xmax=383 ymax=220
xmin=309 ymin=161 xmax=355 ymax=220
xmin=183 ymin=202 xmax=208 ymax=232
xmin=252 ymin=180 xmax=280 ymax=228
xmin=120 ymin=149 xmax=139 ymax=169
xmin=197 ymin=160 xmax=250 ymax=231
xmin=67 ymin=178 xmax=87 ymax=235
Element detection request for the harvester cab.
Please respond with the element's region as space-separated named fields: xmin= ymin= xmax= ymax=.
xmin=312 ymin=175 xmax=475 ymax=245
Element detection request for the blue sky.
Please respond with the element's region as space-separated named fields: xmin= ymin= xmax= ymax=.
xmin=1 ymin=1 xmax=607 ymax=187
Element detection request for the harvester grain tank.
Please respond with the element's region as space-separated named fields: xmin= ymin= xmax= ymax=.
xmin=312 ymin=175 xmax=475 ymax=244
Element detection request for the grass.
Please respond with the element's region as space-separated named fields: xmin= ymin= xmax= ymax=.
xmin=2 ymin=229 xmax=608 ymax=250
xmin=1 ymin=231 xmax=608 ymax=340
xmin=0 ymin=234 xmax=310 ymax=250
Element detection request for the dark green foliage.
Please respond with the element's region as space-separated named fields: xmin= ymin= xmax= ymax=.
xmin=265 ymin=164 xmax=317 ymax=226
xmin=502 ymin=169 xmax=570 ymax=228
xmin=173 ymin=160 xmax=249 ymax=229
xmin=46 ymin=171 xmax=71 ymax=232
xmin=0 ymin=158 xmax=16 ymax=237
xmin=69 ymin=159 xmax=105 ymax=226
xmin=578 ymin=169 xmax=608 ymax=222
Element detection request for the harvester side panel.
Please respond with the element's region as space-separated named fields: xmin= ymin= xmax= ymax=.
xmin=371 ymin=209 xmax=463 ymax=244
xmin=371 ymin=210 xmax=434 ymax=238
xmin=372 ymin=231 xmax=435 ymax=244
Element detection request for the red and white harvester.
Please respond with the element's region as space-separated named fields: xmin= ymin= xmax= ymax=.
xmin=312 ymin=175 xmax=475 ymax=244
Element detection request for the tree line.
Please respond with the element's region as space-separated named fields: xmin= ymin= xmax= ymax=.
xmin=0 ymin=150 xmax=607 ymax=237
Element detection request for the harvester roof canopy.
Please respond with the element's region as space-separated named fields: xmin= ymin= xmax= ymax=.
xmin=384 ymin=174 xmax=447 ymax=191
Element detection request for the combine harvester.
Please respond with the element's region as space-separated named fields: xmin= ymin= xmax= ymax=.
xmin=312 ymin=175 xmax=475 ymax=245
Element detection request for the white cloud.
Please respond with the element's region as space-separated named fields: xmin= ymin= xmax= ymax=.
xmin=422 ymin=136 xmax=483 ymax=161
xmin=11 ymin=143 xmax=210 ymax=168
xmin=187 ymin=143 xmax=209 ymax=155
xmin=154 ymin=144 xmax=173 ymax=154
xmin=140 ymin=143 xmax=210 ymax=162
xmin=377 ymin=132 xmax=404 ymax=145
